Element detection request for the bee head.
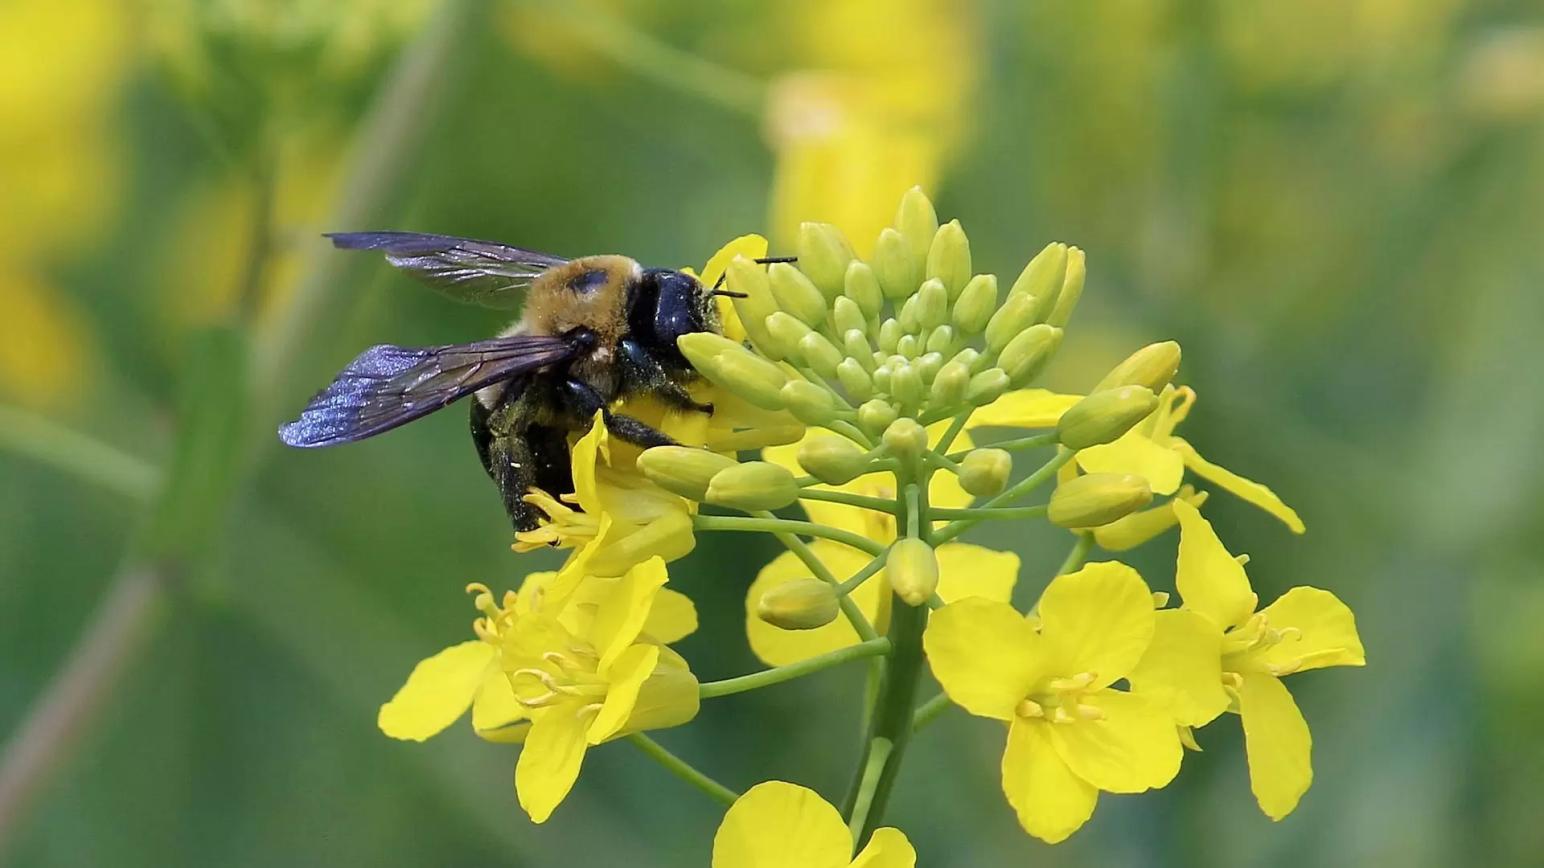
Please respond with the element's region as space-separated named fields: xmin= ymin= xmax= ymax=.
xmin=635 ymin=268 xmax=720 ymax=362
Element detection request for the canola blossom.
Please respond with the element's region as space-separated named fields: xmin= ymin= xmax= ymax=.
xmin=379 ymin=188 xmax=1362 ymax=857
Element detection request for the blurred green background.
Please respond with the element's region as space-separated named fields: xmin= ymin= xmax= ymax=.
xmin=4 ymin=0 xmax=1543 ymax=865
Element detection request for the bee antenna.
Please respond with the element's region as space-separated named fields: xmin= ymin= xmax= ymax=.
xmin=712 ymin=255 xmax=796 ymax=290
xmin=712 ymin=289 xmax=749 ymax=298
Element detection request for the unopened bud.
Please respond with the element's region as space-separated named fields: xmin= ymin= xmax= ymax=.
xmin=1045 ymin=247 xmax=1085 ymax=328
xmin=797 ymin=437 xmax=871 ymax=485
xmin=930 ymin=361 xmax=970 ymax=408
xmin=843 ymin=330 xmax=876 ymax=371
xmin=999 ymin=324 xmax=1063 ymax=387
xmin=769 ymin=262 xmax=827 ymax=327
xmin=843 ymin=261 xmax=884 ymax=320
xmin=836 ymin=358 xmax=873 ymax=401
xmin=952 ymin=274 xmax=998 ymax=334
xmin=925 ymin=325 xmax=955 ymax=356
xmin=896 ymin=186 xmax=939 ymax=270
xmin=1095 ymin=341 xmax=1182 ymax=393
xmin=1093 ymin=486 xmax=1209 ymax=551
xmin=858 ymin=399 xmax=899 ymax=435
xmin=705 ymin=461 xmax=800 ymax=511
xmin=871 ymin=363 xmax=893 ymax=394
xmin=678 ymin=334 xmax=787 ymax=410
xmin=1048 ymin=473 xmax=1153 ymax=529
xmin=764 ymin=311 xmax=815 ymax=361
xmin=917 ymin=278 xmax=949 ymax=330
xmin=636 ymin=447 xmax=739 ymax=499
xmin=882 ymin=417 xmax=928 ymax=460
xmin=887 ymin=538 xmax=939 ymax=606
xmin=1057 ymin=386 xmax=1158 ymax=449
xmin=895 ymin=334 xmax=920 ymax=359
xmin=873 ymin=228 xmax=918 ymax=301
xmin=877 ymin=318 xmax=902 ymax=353
xmin=795 ymin=222 xmax=854 ymax=300
xmin=890 ymin=363 xmax=925 ymax=411
xmin=958 ymin=448 xmax=1012 ymax=497
xmin=926 ymin=220 xmax=971 ymax=299
xmin=798 ymin=332 xmax=843 ymax=378
xmin=725 ymin=256 xmax=780 ymax=358
xmin=1008 ymin=243 xmax=1068 ymax=304
xmin=913 ymin=351 xmax=944 ymax=384
xmin=831 ymin=297 xmax=867 ymax=338
xmin=967 ymin=368 xmax=1010 ymax=406
xmin=897 ymin=294 xmax=922 ymax=334
xmin=757 ymin=579 xmax=840 ymax=630
xmin=950 ymin=347 xmax=981 ymax=372
xmin=781 ymin=380 xmax=839 ymax=425
xmin=984 ymin=292 xmax=1041 ymax=354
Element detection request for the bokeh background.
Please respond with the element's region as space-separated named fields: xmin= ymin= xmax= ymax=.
xmin=4 ymin=0 xmax=1543 ymax=865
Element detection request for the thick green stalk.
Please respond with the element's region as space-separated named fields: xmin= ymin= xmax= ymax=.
xmin=699 ymin=638 xmax=891 ymax=699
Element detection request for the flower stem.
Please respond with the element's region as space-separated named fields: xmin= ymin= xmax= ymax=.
xmin=756 ymin=514 xmax=879 ymax=642
xmin=699 ymin=638 xmax=891 ymax=699
xmin=1058 ymin=532 xmax=1095 ymax=574
xmin=797 ymin=489 xmax=898 ymax=513
xmin=945 ymin=431 xmax=1058 ymax=461
xmin=837 ymin=554 xmax=888 ymax=595
xmin=694 ymin=514 xmax=886 ymax=556
xmin=930 ymin=447 xmax=1075 ymax=544
xmin=846 ymin=598 xmax=926 ymax=845
xmin=911 ymin=692 xmax=953 ymax=732
xmin=933 ymin=409 xmax=974 ymax=454
xmin=929 ymin=505 xmax=1048 ymax=521
xmin=625 ymin=733 xmax=739 ymax=807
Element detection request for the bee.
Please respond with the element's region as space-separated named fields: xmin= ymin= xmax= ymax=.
xmin=278 ymin=231 xmax=786 ymax=531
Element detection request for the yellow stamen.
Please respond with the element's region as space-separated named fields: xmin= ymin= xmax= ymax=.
xmin=1015 ymin=698 xmax=1044 ymax=719
xmin=1048 ymin=671 xmax=1097 ymax=692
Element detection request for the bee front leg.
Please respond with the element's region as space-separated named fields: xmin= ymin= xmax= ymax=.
xmin=561 ymin=376 xmax=678 ymax=449
xmin=618 ymin=337 xmax=712 ymax=415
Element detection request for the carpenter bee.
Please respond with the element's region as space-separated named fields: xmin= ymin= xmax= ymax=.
xmin=278 ymin=231 xmax=784 ymax=531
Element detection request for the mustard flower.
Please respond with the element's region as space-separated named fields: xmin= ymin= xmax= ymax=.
xmin=713 ymin=781 xmax=914 ymax=868
xmin=925 ymin=562 xmax=1185 ymax=843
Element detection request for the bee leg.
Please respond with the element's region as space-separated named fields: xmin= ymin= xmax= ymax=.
xmin=618 ymin=337 xmax=712 ymax=414
xmin=561 ymin=376 xmax=679 ymax=449
xmin=472 ymin=381 xmax=548 ymax=532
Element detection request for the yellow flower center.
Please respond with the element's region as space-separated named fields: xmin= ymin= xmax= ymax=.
xmin=467 ymin=582 xmax=519 ymax=644
xmin=513 ymin=489 xmax=601 ymax=551
xmin=509 ymin=645 xmax=607 ymax=710
xmin=1015 ymin=671 xmax=1105 ymax=724
xmin=1220 ymin=612 xmax=1304 ymax=681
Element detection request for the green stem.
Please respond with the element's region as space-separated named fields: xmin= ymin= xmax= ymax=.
xmin=933 ymin=409 xmax=974 ymax=454
xmin=845 ymin=738 xmax=893 ymax=841
xmin=797 ymin=489 xmax=897 ymax=513
xmin=946 ymin=431 xmax=1058 ymax=461
xmin=827 ymin=420 xmax=875 ymax=449
xmin=847 ymin=599 xmax=926 ymax=845
xmin=625 ymin=733 xmax=738 ymax=807
xmin=699 ymin=638 xmax=891 ymax=699
xmin=695 ymin=514 xmax=886 ymax=556
xmin=0 ymin=406 xmax=158 ymax=502
xmin=931 ymin=448 xmax=1075 ymax=544
xmin=923 ymin=451 xmax=960 ymax=473
xmin=929 ymin=505 xmax=1047 ymax=521
xmin=911 ymin=692 xmax=953 ymax=732
xmin=758 ymin=514 xmax=878 ymax=642
xmin=837 ymin=553 xmax=888 ymax=595
xmin=1057 ymin=532 xmax=1095 ymax=574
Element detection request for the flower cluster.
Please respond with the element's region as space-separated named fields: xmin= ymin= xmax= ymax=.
xmin=378 ymin=188 xmax=1363 ymax=860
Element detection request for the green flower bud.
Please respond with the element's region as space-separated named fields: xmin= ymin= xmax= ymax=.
xmin=897 ymin=294 xmax=922 ymax=334
xmin=781 ymin=379 xmax=839 ymax=425
xmin=636 ymin=446 xmax=739 ymax=499
xmin=984 ymin=292 xmax=1041 ymax=354
xmin=896 ymin=186 xmax=939 ymax=270
xmin=958 ymin=448 xmax=1012 ymax=497
xmin=951 ymin=273 xmax=998 ymax=334
xmin=710 ymin=351 xmax=789 ymax=411
xmin=836 ymin=357 xmax=874 ymax=401
xmin=929 ymin=361 xmax=969 ymax=408
xmin=914 ymin=351 xmax=944 ymax=384
xmin=858 ymin=398 xmax=898 ymax=435
xmin=1057 ymin=386 xmax=1158 ymax=449
xmin=676 ymin=330 xmax=747 ymax=371
xmin=1093 ymin=486 xmax=1208 ymax=551
xmin=757 ymin=579 xmax=840 ymax=630
xmin=917 ymin=278 xmax=949 ymax=330
xmin=1008 ymin=243 xmax=1068 ymax=303
xmin=871 ymin=363 xmax=894 ymax=394
xmin=890 ymin=363 xmax=925 ymax=411
xmin=797 ymin=436 xmax=871 ymax=485
xmin=949 ymin=347 xmax=981 ymax=372
xmin=999 ymin=324 xmax=1063 ymax=387
xmin=1046 ymin=247 xmax=1086 ymax=328
xmin=925 ymin=220 xmax=971 ymax=299
xmin=1048 ymin=473 xmax=1153 ymax=529
xmin=705 ymin=461 xmax=800 ymax=511
xmin=925 ymin=325 xmax=955 ymax=356
xmin=726 ymin=256 xmax=781 ymax=358
xmin=882 ymin=417 xmax=928 ymax=460
xmin=878 ymin=318 xmax=902 ymax=353
xmin=798 ymin=332 xmax=843 ymax=378
xmin=895 ymin=334 xmax=920 ymax=359
xmin=843 ymin=329 xmax=876 ymax=371
xmin=832 ymin=296 xmax=867 ymax=338
xmin=769 ymin=262 xmax=827 ymax=327
xmin=1094 ymin=341 xmax=1182 ymax=393
xmin=967 ymin=368 xmax=1010 ymax=406
xmin=765 ymin=311 xmax=815 ymax=361
xmin=887 ymin=537 xmax=939 ymax=607
xmin=796 ymin=222 xmax=854 ymax=300
xmin=873 ymin=228 xmax=917 ymax=301
xmin=843 ymin=260 xmax=884 ymax=321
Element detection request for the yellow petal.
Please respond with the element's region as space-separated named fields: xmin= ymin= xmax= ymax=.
xmin=1255 ymin=586 xmax=1366 ymax=673
xmin=620 ymin=647 xmax=701 ymax=733
xmin=923 ymin=598 xmax=1044 ymax=720
xmin=700 ymin=234 xmax=769 ymax=291
xmin=1047 ymin=690 xmax=1182 ymax=793
xmin=746 ymin=543 xmax=880 ymax=666
xmin=1239 ymin=674 xmax=1313 ymax=820
xmin=1037 ymin=562 xmax=1154 ymax=687
xmin=644 ymin=588 xmax=698 ymax=644
xmin=1172 ymin=438 xmax=1305 ymax=533
xmin=1127 ymin=609 xmax=1230 ymax=727
xmin=967 ymin=389 xmax=1083 ymax=429
xmin=515 ymin=706 xmax=591 ymax=824
xmin=935 ymin=543 xmax=1018 ymax=604
xmin=1076 ymin=429 xmax=1185 ymax=495
xmin=1174 ymin=499 xmax=1256 ymax=630
xmin=849 ymin=827 xmax=916 ymax=868
xmin=1001 ymin=718 xmax=1098 ymax=844
xmin=712 ymin=781 xmax=852 ymax=868
xmin=588 ymin=643 xmax=660 ymax=744
xmin=377 ymin=641 xmax=494 ymax=741
xmin=570 ymin=412 xmax=606 ymax=510
xmin=471 ymin=667 xmax=528 ymax=734
xmin=589 ymin=509 xmax=697 ymax=577
xmin=590 ymin=557 xmax=670 ymax=673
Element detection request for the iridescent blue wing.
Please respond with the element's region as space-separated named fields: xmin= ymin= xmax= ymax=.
xmin=278 ymin=334 xmax=575 ymax=447
xmin=327 ymin=231 xmax=569 ymax=309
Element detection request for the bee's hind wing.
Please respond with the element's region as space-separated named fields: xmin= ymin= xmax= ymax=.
xmin=278 ymin=334 xmax=576 ymax=448
xmin=327 ymin=231 xmax=569 ymax=309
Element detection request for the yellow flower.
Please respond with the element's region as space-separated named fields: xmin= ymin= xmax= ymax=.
xmin=1127 ymin=500 xmax=1364 ymax=820
xmin=746 ymin=426 xmax=1018 ymax=666
xmin=924 ymin=562 xmax=1183 ymax=843
xmin=970 ymin=385 xmax=1305 ymax=533
xmin=376 ymin=565 xmax=698 ymax=746
xmin=502 ymin=557 xmax=701 ymax=823
xmin=712 ymin=781 xmax=915 ymax=868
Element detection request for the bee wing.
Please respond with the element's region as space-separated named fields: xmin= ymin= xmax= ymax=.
xmin=278 ymin=334 xmax=577 ymax=447
xmin=326 ymin=231 xmax=570 ymax=309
